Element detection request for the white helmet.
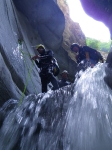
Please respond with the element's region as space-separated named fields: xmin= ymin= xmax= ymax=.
xmin=61 ymin=70 xmax=68 ymax=75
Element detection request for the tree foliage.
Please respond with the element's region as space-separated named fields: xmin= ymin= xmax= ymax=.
xmin=86 ymin=37 xmax=111 ymax=52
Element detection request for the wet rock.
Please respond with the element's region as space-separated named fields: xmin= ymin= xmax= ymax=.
xmin=104 ymin=52 xmax=112 ymax=89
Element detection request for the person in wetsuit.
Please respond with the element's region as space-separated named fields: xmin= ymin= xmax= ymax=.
xmin=70 ymin=43 xmax=104 ymax=70
xmin=58 ymin=70 xmax=71 ymax=88
xmin=32 ymin=44 xmax=59 ymax=93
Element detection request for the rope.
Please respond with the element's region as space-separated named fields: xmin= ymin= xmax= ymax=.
xmin=19 ymin=61 xmax=34 ymax=104
xmin=10 ymin=1 xmax=38 ymax=104
xmin=18 ymin=41 xmax=38 ymax=104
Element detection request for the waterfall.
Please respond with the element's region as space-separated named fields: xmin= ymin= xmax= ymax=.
xmin=0 ymin=63 xmax=112 ymax=150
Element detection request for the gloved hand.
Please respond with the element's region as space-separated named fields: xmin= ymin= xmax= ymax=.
xmin=31 ymin=55 xmax=40 ymax=60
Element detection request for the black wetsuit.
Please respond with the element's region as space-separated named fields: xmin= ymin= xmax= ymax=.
xmin=35 ymin=50 xmax=59 ymax=93
xmin=76 ymin=46 xmax=104 ymax=65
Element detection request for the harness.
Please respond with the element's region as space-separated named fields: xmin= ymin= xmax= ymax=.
xmin=39 ymin=55 xmax=60 ymax=76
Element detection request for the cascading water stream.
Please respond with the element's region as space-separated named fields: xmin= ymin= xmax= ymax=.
xmin=0 ymin=63 xmax=112 ymax=150
xmin=64 ymin=63 xmax=112 ymax=150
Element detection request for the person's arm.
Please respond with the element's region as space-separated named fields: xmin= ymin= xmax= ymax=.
xmin=76 ymin=55 xmax=80 ymax=64
xmin=35 ymin=60 xmax=41 ymax=68
xmin=83 ymin=46 xmax=98 ymax=62
xmin=83 ymin=46 xmax=95 ymax=67
xmin=97 ymin=51 xmax=104 ymax=63
xmin=31 ymin=55 xmax=41 ymax=68
xmin=85 ymin=52 xmax=90 ymax=60
xmin=31 ymin=55 xmax=40 ymax=60
xmin=83 ymin=46 xmax=91 ymax=60
xmin=99 ymin=56 xmax=104 ymax=63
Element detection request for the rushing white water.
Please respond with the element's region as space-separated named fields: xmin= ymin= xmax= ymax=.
xmin=0 ymin=63 xmax=112 ymax=150
xmin=64 ymin=63 xmax=112 ymax=150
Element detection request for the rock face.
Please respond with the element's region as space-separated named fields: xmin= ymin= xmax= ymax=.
xmin=57 ymin=0 xmax=86 ymax=51
xmin=13 ymin=0 xmax=65 ymax=50
xmin=0 ymin=0 xmax=86 ymax=106
xmin=5 ymin=0 xmax=112 ymax=106
xmin=12 ymin=0 xmax=86 ymax=78
xmin=0 ymin=0 xmax=41 ymax=106
xmin=56 ymin=0 xmax=86 ymax=80
xmin=80 ymin=0 xmax=112 ymax=39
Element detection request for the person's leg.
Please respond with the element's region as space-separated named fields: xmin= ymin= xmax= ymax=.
xmin=40 ymin=76 xmax=48 ymax=93
xmin=48 ymin=73 xmax=59 ymax=90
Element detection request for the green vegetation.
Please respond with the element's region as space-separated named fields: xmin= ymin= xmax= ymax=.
xmin=86 ymin=37 xmax=111 ymax=52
